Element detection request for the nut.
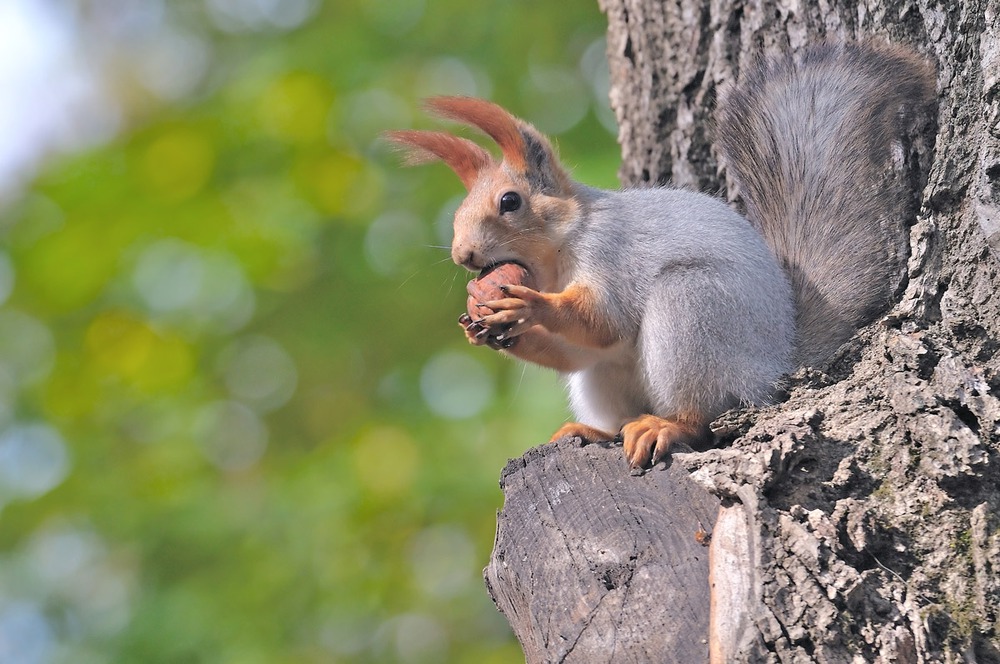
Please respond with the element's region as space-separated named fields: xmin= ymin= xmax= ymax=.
xmin=466 ymin=262 xmax=533 ymax=319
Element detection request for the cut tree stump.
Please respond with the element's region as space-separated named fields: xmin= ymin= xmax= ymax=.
xmin=484 ymin=438 xmax=720 ymax=663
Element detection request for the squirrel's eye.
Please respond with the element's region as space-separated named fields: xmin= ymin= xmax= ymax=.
xmin=499 ymin=191 xmax=522 ymax=214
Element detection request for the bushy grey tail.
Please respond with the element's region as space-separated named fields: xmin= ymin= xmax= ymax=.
xmin=717 ymin=43 xmax=936 ymax=366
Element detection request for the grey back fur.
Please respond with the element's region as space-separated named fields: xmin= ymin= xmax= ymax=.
xmin=717 ymin=43 xmax=936 ymax=366
xmin=561 ymin=186 xmax=796 ymax=431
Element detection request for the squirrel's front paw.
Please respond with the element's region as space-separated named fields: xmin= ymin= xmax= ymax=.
xmin=478 ymin=284 xmax=547 ymax=341
xmin=458 ymin=313 xmax=516 ymax=349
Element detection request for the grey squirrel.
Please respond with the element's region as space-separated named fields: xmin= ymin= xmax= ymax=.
xmin=386 ymin=42 xmax=936 ymax=469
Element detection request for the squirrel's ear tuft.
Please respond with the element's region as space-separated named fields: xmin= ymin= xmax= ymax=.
xmin=383 ymin=129 xmax=494 ymax=191
xmin=425 ymin=97 xmax=527 ymax=172
xmin=425 ymin=96 xmax=571 ymax=194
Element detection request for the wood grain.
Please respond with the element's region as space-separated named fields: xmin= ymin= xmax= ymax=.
xmin=485 ymin=438 xmax=720 ymax=663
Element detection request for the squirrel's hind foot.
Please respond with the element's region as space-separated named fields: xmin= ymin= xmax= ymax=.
xmin=621 ymin=415 xmax=712 ymax=469
xmin=548 ymin=422 xmax=615 ymax=446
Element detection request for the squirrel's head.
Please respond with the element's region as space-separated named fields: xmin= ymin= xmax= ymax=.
xmin=385 ymin=97 xmax=577 ymax=290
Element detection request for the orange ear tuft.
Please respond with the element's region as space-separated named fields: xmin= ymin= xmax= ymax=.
xmin=383 ymin=129 xmax=494 ymax=190
xmin=425 ymin=97 xmax=528 ymax=172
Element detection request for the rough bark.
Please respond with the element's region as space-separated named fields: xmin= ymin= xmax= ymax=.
xmin=485 ymin=1 xmax=1000 ymax=662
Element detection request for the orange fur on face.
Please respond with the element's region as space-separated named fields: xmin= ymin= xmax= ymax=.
xmin=390 ymin=97 xmax=577 ymax=282
xmin=450 ymin=167 xmax=566 ymax=277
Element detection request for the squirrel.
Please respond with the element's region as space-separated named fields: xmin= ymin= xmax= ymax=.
xmin=386 ymin=42 xmax=936 ymax=469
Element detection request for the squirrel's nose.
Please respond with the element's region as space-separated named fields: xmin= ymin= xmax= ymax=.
xmin=452 ymin=246 xmax=480 ymax=272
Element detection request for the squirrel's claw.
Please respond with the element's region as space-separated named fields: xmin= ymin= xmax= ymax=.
xmin=458 ymin=314 xmax=490 ymax=346
xmin=623 ymin=423 xmax=660 ymax=469
xmin=498 ymin=283 xmax=541 ymax=300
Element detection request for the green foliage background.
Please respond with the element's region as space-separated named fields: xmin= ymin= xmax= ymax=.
xmin=0 ymin=1 xmax=620 ymax=662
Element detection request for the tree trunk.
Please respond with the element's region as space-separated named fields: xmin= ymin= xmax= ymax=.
xmin=484 ymin=1 xmax=1000 ymax=662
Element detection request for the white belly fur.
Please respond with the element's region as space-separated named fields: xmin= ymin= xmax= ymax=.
xmin=564 ymin=344 xmax=647 ymax=434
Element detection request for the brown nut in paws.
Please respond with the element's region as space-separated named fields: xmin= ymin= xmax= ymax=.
xmin=466 ymin=262 xmax=534 ymax=319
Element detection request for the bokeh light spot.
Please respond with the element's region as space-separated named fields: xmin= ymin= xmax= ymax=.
xmin=363 ymin=210 xmax=429 ymax=277
xmin=352 ymin=426 xmax=419 ymax=497
xmin=85 ymin=311 xmax=155 ymax=379
xmin=0 ymin=367 xmax=17 ymax=429
xmin=318 ymin=611 xmax=374 ymax=657
xmin=192 ymin=251 xmax=256 ymax=331
xmin=419 ymin=350 xmax=494 ymax=419
xmin=23 ymin=524 xmax=135 ymax=637
xmin=299 ymin=149 xmax=383 ymax=219
xmin=42 ymin=360 xmax=99 ymax=420
xmin=132 ymin=239 xmax=255 ymax=332
xmin=133 ymin=238 xmax=205 ymax=312
xmin=5 ymin=193 xmax=64 ymax=249
xmin=361 ymin=0 xmax=425 ymax=36
xmin=83 ymin=310 xmax=193 ymax=392
xmin=194 ymin=400 xmax=268 ymax=472
xmin=258 ymin=71 xmax=333 ymax=144
xmin=434 ymin=194 xmax=461 ymax=246
xmin=0 ymin=601 xmax=54 ymax=664
xmin=26 ymin=525 xmax=103 ymax=585
xmin=134 ymin=26 xmax=210 ymax=100
xmin=131 ymin=333 xmax=195 ymax=393
xmin=416 ymin=58 xmax=484 ymax=98
xmin=408 ymin=524 xmax=475 ymax=599
xmin=520 ymin=64 xmax=589 ymax=134
xmin=580 ymin=37 xmax=618 ymax=134
xmin=0 ymin=251 xmax=17 ymax=306
xmin=385 ymin=613 xmax=448 ymax=664
xmin=0 ymin=310 xmax=54 ymax=385
xmin=339 ymin=88 xmax=411 ymax=148
xmin=141 ymin=126 xmax=215 ymax=200
xmin=0 ymin=423 xmax=70 ymax=500
xmin=217 ymin=335 xmax=298 ymax=412
xmin=207 ymin=0 xmax=318 ymax=32
xmin=20 ymin=219 xmax=119 ymax=312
